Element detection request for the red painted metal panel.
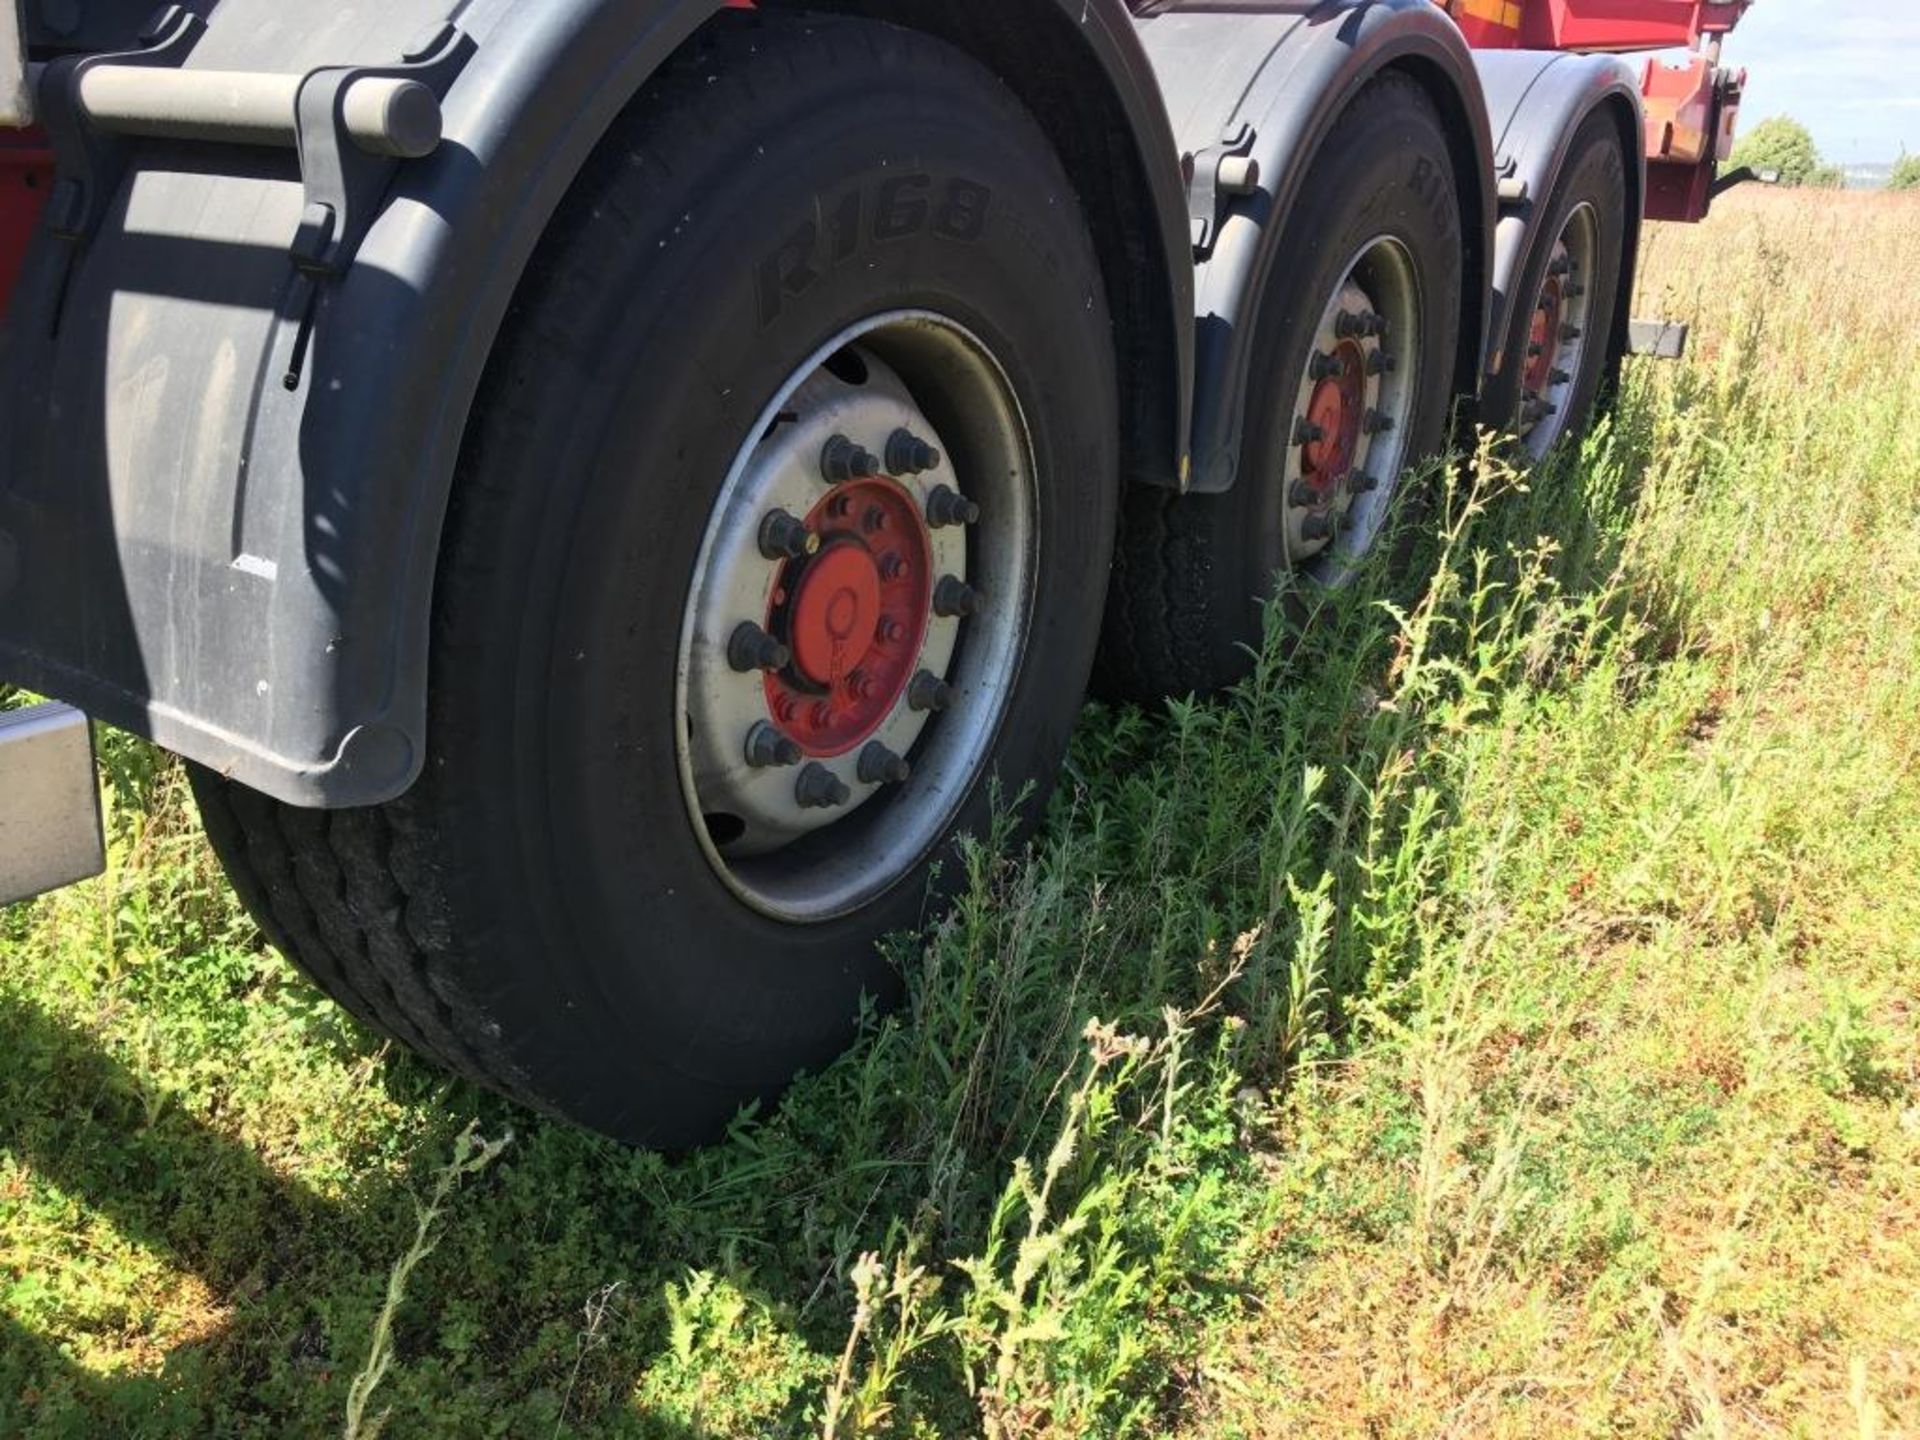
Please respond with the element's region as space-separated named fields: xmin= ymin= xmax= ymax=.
xmin=1437 ymin=0 xmax=1751 ymax=53
xmin=0 ymin=128 xmax=50 ymax=322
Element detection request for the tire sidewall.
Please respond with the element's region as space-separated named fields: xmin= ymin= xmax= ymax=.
xmin=1487 ymin=113 xmax=1630 ymax=442
xmin=1210 ymin=79 xmax=1465 ymax=663
xmin=431 ymin=21 xmax=1117 ymax=1140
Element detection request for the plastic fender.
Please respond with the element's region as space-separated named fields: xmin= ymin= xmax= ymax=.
xmin=1472 ymin=48 xmax=1643 ymax=386
xmin=0 ymin=0 xmax=1194 ymax=808
xmin=1137 ymin=0 xmax=1497 ymax=495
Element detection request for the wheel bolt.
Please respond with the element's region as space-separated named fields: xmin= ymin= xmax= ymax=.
xmin=878 ymin=552 xmax=905 ymax=581
xmin=862 ymin=505 xmax=888 ymax=534
xmin=1365 ymin=350 xmax=1396 ymax=376
xmin=925 ymin=484 xmax=980 ymax=528
xmin=758 ymin=508 xmax=818 ymax=561
xmin=885 ymin=428 xmax=941 ymax=476
xmin=822 ymin=434 xmax=880 ymax=483
xmin=1526 ymin=342 xmax=1544 ymax=358
xmin=1308 ymin=350 xmax=1342 ymax=380
xmin=1293 ymin=417 xmax=1325 ymax=446
xmin=794 ymin=762 xmax=851 ymax=809
xmin=1548 ymin=255 xmax=1571 ymax=277
xmin=932 ymin=575 xmax=979 ymax=617
xmin=1561 ymin=324 xmax=1583 ymax=342
xmin=744 ymin=720 xmax=802 ymax=769
xmin=1302 ymin=512 xmax=1335 ymax=542
xmin=1348 ymin=470 xmax=1379 ymax=495
xmin=908 ymin=670 xmax=954 ymax=712
xmin=727 ymin=621 xmax=789 ymax=673
xmin=1287 ymin=479 xmax=1319 ymax=509
xmin=1363 ymin=409 xmax=1394 ymax=436
xmin=875 ymin=617 xmax=905 ymax=644
xmin=857 ymin=741 xmax=911 ymax=785
xmin=1565 ymin=281 xmax=1587 ymax=298
xmin=1549 ymin=367 xmax=1572 ymax=385
xmin=845 ymin=669 xmax=874 ymax=699
xmin=1334 ymin=312 xmax=1364 ymax=339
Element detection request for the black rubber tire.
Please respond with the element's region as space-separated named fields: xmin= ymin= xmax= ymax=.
xmin=190 ymin=12 xmax=1118 ymax=1148
xmin=1481 ymin=111 xmax=1629 ymax=452
xmin=1097 ymin=74 xmax=1462 ymax=702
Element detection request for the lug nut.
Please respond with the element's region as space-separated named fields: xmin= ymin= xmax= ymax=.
xmin=1301 ymin=512 xmax=1335 ymax=542
xmin=1348 ymin=470 xmax=1379 ymax=495
xmin=878 ymin=552 xmax=905 ymax=581
xmin=857 ymin=741 xmax=911 ymax=785
xmin=1365 ymin=350 xmax=1397 ymax=376
xmin=1334 ymin=311 xmax=1365 ymax=339
xmin=1548 ymin=255 xmax=1571 ymax=277
xmin=1561 ymin=324 xmax=1583 ymax=343
xmin=821 ymin=434 xmax=880 ymax=483
xmin=1288 ymin=479 xmax=1320 ymax=509
xmin=907 ymin=670 xmax=954 ymax=712
xmin=862 ymin=505 xmax=888 ymax=534
xmin=875 ymin=617 xmax=905 ymax=644
xmin=727 ymin=621 xmax=789 ymax=673
xmin=1363 ymin=409 xmax=1394 ymax=436
xmin=794 ymin=762 xmax=851 ymax=809
xmin=1526 ymin=342 xmax=1544 ymax=358
xmin=744 ymin=720 xmax=802 ymax=769
xmin=1293 ymin=417 xmax=1325 ymax=446
xmin=1565 ymin=281 xmax=1587 ymax=298
xmin=1308 ymin=350 xmax=1342 ymax=380
xmin=1549 ymin=367 xmax=1572 ymax=385
xmin=758 ymin=508 xmax=818 ymax=561
xmin=885 ymin=428 xmax=941 ymax=475
xmin=932 ymin=575 xmax=979 ymax=617
xmin=924 ymin=484 xmax=980 ymax=528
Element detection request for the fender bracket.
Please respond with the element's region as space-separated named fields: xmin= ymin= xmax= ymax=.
xmin=290 ymin=22 xmax=476 ymax=278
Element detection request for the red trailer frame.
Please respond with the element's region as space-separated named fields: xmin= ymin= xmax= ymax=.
xmin=1440 ymin=0 xmax=1752 ymax=221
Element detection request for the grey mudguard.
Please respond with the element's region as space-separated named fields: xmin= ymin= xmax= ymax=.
xmin=0 ymin=0 xmax=1194 ymax=808
xmin=1472 ymin=48 xmax=1642 ymax=385
xmin=1135 ymin=0 xmax=1496 ymax=494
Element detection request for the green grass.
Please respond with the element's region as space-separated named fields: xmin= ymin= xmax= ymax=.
xmin=4 ymin=188 xmax=1917 ymax=1438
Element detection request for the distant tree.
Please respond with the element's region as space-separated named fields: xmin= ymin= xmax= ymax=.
xmin=1808 ymin=163 xmax=1849 ymax=190
xmin=1730 ymin=116 xmax=1825 ymax=186
xmin=1889 ymin=153 xmax=1920 ymax=193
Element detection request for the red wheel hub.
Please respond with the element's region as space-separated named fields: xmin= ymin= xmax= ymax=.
xmin=1525 ymin=277 xmax=1563 ymax=398
xmin=1302 ymin=339 xmax=1366 ymax=494
xmin=763 ymin=476 xmax=932 ymax=756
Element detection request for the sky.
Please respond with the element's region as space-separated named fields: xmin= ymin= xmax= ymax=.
xmin=1717 ymin=1 xmax=1920 ymax=162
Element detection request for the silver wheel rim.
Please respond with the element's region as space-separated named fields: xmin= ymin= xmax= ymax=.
xmin=675 ymin=312 xmax=1037 ymax=923
xmin=1278 ymin=234 xmax=1421 ymax=582
xmin=1516 ymin=201 xmax=1599 ymax=458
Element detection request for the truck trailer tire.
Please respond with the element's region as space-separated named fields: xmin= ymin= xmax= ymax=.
xmin=1099 ymin=74 xmax=1463 ymax=701
xmin=1485 ymin=111 xmax=1630 ymax=458
xmin=190 ymin=13 xmax=1119 ymax=1148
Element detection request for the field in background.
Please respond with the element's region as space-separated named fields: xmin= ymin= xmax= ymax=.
xmin=3 ymin=187 xmax=1916 ymax=1439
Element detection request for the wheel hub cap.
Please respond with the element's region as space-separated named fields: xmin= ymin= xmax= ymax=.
xmin=675 ymin=313 xmax=1037 ymax=922
xmin=1280 ymin=238 xmax=1420 ymax=576
xmin=768 ymin=478 xmax=932 ymax=753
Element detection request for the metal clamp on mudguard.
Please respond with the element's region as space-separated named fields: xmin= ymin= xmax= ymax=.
xmin=35 ymin=4 xmax=206 ymax=242
xmin=289 ymin=22 xmax=476 ymax=277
